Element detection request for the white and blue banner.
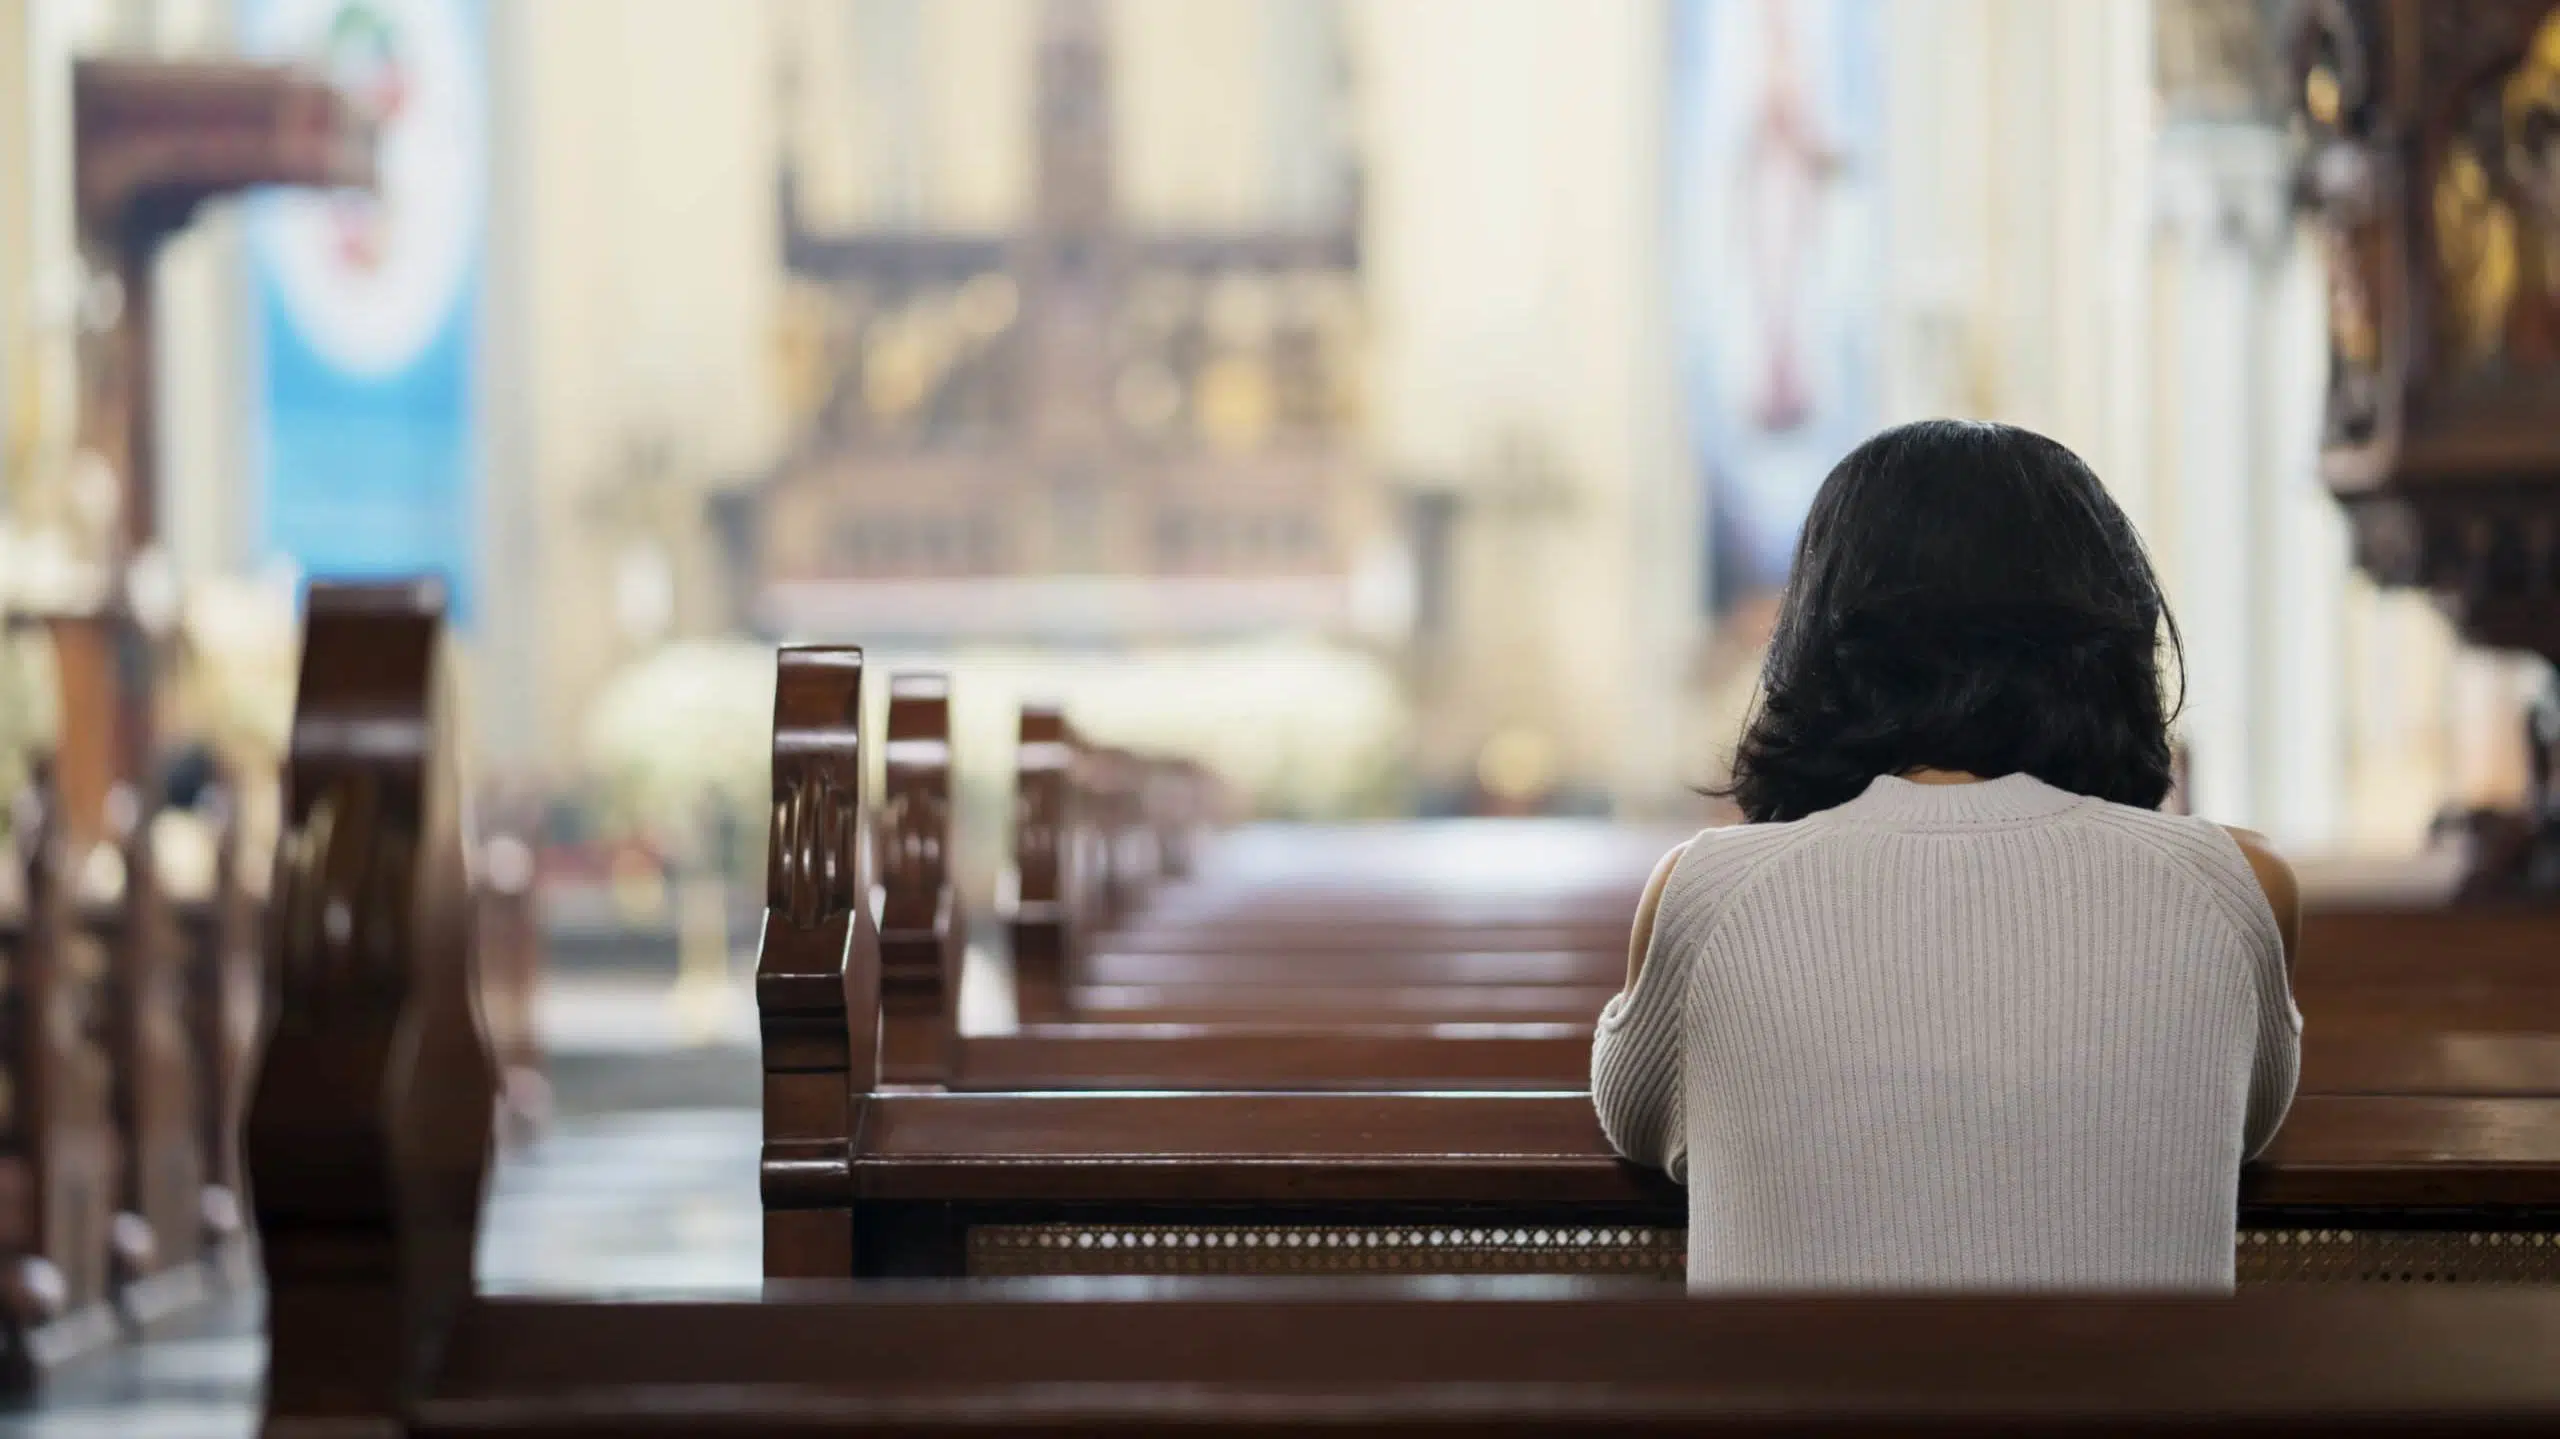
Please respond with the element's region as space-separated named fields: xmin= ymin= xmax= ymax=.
xmin=1669 ymin=0 xmax=1883 ymax=616
xmin=243 ymin=0 xmax=487 ymax=622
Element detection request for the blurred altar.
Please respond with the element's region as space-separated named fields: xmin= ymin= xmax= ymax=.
xmin=1 ymin=0 xmax=2545 ymax=963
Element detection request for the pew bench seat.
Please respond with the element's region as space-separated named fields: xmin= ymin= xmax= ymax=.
xmin=952 ymin=1024 xmax=1592 ymax=1089
xmin=1053 ymin=984 xmax=1620 ymax=1024
xmin=411 ymin=1283 xmax=2560 ymax=1435
xmin=807 ymin=1089 xmax=2560 ymax=1282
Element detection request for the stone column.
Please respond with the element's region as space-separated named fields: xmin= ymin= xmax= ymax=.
xmin=1 ymin=0 xmax=83 ymax=547
xmin=2152 ymin=118 xmax=2343 ymax=839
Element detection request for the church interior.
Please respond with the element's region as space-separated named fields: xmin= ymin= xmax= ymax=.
xmin=4 ymin=0 xmax=2560 ymax=1431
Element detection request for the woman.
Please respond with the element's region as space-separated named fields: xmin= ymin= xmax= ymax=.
xmin=1594 ymin=419 xmax=2300 ymax=1291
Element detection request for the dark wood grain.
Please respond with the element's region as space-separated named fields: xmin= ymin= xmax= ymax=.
xmin=249 ymin=581 xmax=496 ymax=1436
xmin=172 ymin=770 xmax=260 ymax=1259
xmin=84 ymin=784 xmax=203 ymax=1317
xmin=412 ymin=1284 xmax=2560 ymax=1434
xmin=0 ymin=768 xmax=119 ymax=1388
xmin=757 ymin=647 xmax=874 ymax=1282
xmin=847 ymin=1087 xmax=2560 ymax=1212
xmin=957 ymin=1025 xmax=1590 ymax=1090
xmin=1077 ymin=946 xmax=1618 ymax=986
xmin=877 ymin=674 xmax=960 ymax=1086
xmin=2300 ymin=1032 xmax=2560 ymax=1096
xmin=1060 ymin=982 xmax=1619 ymax=1023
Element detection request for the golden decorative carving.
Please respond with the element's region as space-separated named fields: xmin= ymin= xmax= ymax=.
xmin=2501 ymin=9 xmax=2560 ymax=221
xmin=2289 ymin=0 xmax=2399 ymax=458
xmin=2435 ymin=143 xmax=2523 ymax=366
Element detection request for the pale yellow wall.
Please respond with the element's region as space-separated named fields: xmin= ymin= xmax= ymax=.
xmin=1 ymin=0 xmax=33 ymax=523
xmin=1 ymin=0 xmax=84 ymax=538
xmin=1879 ymin=0 xmax=2156 ymax=516
xmin=1351 ymin=0 xmax=1688 ymax=813
xmin=493 ymin=0 xmax=784 ymax=771
xmin=779 ymin=0 xmax=1032 ymax=230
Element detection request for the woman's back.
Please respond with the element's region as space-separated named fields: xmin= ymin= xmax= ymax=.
xmin=1591 ymin=772 xmax=2300 ymax=1291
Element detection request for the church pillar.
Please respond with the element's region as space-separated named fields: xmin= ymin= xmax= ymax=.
xmin=2152 ymin=120 xmax=2342 ymax=839
xmin=1 ymin=0 xmax=81 ymax=547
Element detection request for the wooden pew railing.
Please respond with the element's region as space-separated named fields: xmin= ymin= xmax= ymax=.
xmin=170 ymin=770 xmax=261 ymax=1269
xmin=253 ymin=594 xmax=2560 ymax=1435
xmin=878 ymin=674 xmax=961 ymax=1087
xmin=474 ymin=811 xmax=548 ymax=1147
xmin=83 ymin=781 xmax=206 ymax=1322
xmin=865 ymin=666 xmax=1589 ymax=1090
xmin=0 ymin=609 xmax=267 ymax=1382
xmin=0 ymin=770 xmax=118 ymax=1386
xmin=1002 ymin=702 xmax=1638 ymax=1026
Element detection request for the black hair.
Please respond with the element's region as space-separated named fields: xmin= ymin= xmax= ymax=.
xmin=1718 ymin=419 xmax=2184 ymax=823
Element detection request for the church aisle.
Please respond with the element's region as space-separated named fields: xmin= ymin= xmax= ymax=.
xmin=0 ymin=1101 xmax=763 ymax=1436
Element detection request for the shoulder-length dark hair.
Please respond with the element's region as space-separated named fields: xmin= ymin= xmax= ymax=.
xmin=1719 ymin=419 xmax=2184 ymax=823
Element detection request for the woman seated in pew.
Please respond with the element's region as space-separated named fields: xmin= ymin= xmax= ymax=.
xmin=1594 ymin=419 xmax=2301 ymax=1292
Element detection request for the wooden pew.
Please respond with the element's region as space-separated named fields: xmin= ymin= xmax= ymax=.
xmin=253 ymin=599 xmax=2560 ymax=1435
xmin=1005 ymin=707 xmax=1640 ymax=1026
xmin=20 ymin=608 xmax=225 ymax=1322
xmin=887 ymin=668 xmax=2560 ymax=1095
xmin=2294 ymin=905 xmax=2560 ymax=1098
xmin=77 ymin=782 xmax=208 ymax=1322
xmin=759 ymin=650 xmax=2560 ymax=1285
xmin=166 ymin=770 xmax=260 ymax=1273
xmin=253 ymin=581 xmax=496 ymax=1433
xmin=474 ymin=799 xmax=549 ymax=1147
xmin=0 ymin=770 xmax=121 ymax=1386
xmin=869 ymin=664 xmax=1589 ymax=1090
xmin=400 ymin=1286 xmax=2560 ymax=1434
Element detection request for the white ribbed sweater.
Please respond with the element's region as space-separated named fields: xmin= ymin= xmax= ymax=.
xmin=1591 ymin=773 xmax=2300 ymax=1291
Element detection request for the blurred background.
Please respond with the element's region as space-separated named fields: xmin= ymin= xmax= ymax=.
xmin=1 ymin=0 xmax=2543 ymax=1028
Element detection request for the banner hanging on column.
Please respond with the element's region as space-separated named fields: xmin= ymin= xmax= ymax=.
xmin=1670 ymin=0 xmax=1882 ymax=623
xmin=243 ymin=0 xmax=487 ymax=623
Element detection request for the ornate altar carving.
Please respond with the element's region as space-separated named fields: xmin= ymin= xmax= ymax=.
xmin=2290 ymin=0 xmax=2560 ymax=894
xmin=734 ymin=0 xmax=1371 ymax=642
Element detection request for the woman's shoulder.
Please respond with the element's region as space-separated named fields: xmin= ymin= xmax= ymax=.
xmin=2069 ymin=800 xmax=2294 ymax=960
xmin=1655 ymin=817 xmax=1836 ymax=922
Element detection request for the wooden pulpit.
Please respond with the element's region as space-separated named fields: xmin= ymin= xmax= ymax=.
xmin=61 ymin=59 xmax=371 ymax=841
xmin=57 ymin=59 xmax=368 ymax=1324
xmin=2290 ymin=0 xmax=2560 ymax=899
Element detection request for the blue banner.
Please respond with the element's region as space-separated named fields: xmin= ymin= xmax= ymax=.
xmin=1670 ymin=0 xmax=1882 ymax=617
xmin=243 ymin=0 xmax=486 ymax=623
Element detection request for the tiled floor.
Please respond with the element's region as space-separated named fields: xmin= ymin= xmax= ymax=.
xmin=0 ymin=974 xmax=768 ymax=1437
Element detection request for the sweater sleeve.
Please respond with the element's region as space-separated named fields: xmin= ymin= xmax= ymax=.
xmin=2240 ymin=918 xmax=2302 ymax=1161
xmin=1591 ymin=837 xmax=1724 ymax=1183
xmin=1591 ymin=823 xmax=1810 ymax=1184
xmin=1591 ymin=929 xmax=1688 ymax=1180
xmin=2183 ymin=821 xmax=2302 ymax=1161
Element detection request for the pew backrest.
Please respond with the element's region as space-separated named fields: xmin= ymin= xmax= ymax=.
xmin=879 ymin=672 xmax=960 ymax=1086
xmin=0 ymin=771 xmax=117 ymax=1336
xmin=249 ymin=581 xmax=494 ymax=1424
xmin=757 ymin=647 xmax=876 ymax=1281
